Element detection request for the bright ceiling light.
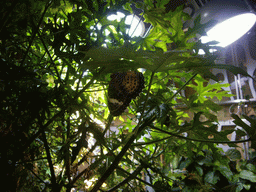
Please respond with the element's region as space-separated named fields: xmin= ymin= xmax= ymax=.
xmin=186 ymin=0 xmax=256 ymax=48
xmin=201 ymin=13 xmax=256 ymax=47
xmin=107 ymin=12 xmax=144 ymax=37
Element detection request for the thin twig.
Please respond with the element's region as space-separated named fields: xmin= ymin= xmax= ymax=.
xmin=166 ymin=73 xmax=197 ymax=103
xmin=29 ymin=167 xmax=46 ymax=184
xmin=107 ymin=165 xmax=144 ymax=192
xmin=90 ymin=115 xmax=156 ymax=192
xmin=103 ymin=114 xmax=113 ymax=136
xmin=115 ymin=166 xmax=155 ymax=189
xmin=16 ymin=157 xmax=48 ymax=164
xmin=132 ymin=136 xmax=172 ymax=146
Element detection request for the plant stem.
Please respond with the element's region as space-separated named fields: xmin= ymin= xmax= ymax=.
xmin=22 ymin=68 xmax=104 ymax=156
xmin=136 ymin=71 xmax=155 ymax=132
xmin=90 ymin=72 xmax=155 ymax=191
xmin=103 ymin=114 xmax=113 ymax=136
xmin=90 ymin=115 xmax=156 ymax=192
xmin=166 ymin=73 xmax=197 ymax=103
xmin=65 ymin=118 xmax=71 ymax=191
xmin=107 ymin=165 xmax=144 ymax=192
xmin=41 ymin=130 xmax=58 ymax=191
xmin=115 ymin=166 xmax=155 ymax=188
xmin=132 ymin=136 xmax=172 ymax=146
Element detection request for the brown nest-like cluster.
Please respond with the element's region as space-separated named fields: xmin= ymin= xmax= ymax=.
xmin=107 ymin=71 xmax=145 ymax=116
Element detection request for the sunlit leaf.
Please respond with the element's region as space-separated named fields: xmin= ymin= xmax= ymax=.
xmin=239 ymin=170 xmax=256 ymax=182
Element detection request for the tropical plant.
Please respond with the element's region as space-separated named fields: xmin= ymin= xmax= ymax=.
xmin=0 ymin=0 xmax=255 ymax=191
xmin=157 ymin=147 xmax=256 ymax=192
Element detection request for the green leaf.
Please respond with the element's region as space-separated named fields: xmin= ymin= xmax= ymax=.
xmin=236 ymin=183 xmax=244 ymax=192
xmin=204 ymin=171 xmax=219 ymax=184
xmin=217 ymin=165 xmax=233 ymax=181
xmin=239 ymin=170 xmax=256 ymax=182
xmin=235 ymin=129 xmax=247 ymax=138
xmin=226 ymin=149 xmax=241 ymax=161
xmin=187 ymin=78 xmax=232 ymax=102
xmin=231 ymin=114 xmax=251 ymax=133
xmin=185 ymin=15 xmax=218 ymax=40
xmin=246 ymin=163 xmax=256 ymax=174
xmin=242 ymin=115 xmax=256 ymax=136
xmin=232 ymin=114 xmax=256 ymax=149
xmin=195 ymin=165 xmax=203 ymax=176
xmin=192 ymin=111 xmax=203 ymax=127
xmin=165 ymin=58 xmax=252 ymax=78
xmin=46 ymin=168 xmax=51 ymax=176
xmin=243 ymin=183 xmax=251 ymax=190
xmin=212 ymin=64 xmax=253 ymax=78
xmin=203 ymin=100 xmax=223 ymax=112
xmin=116 ymin=168 xmax=127 ymax=177
xmin=179 ymin=158 xmax=192 ymax=169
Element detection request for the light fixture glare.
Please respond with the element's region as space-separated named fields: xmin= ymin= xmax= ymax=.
xmin=201 ymin=13 xmax=256 ymax=47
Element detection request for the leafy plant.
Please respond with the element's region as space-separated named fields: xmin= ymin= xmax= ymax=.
xmin=161 ymin=148 xmax=256 ymax=192
xmin=0 ymin=0 xmax=255 ymax=191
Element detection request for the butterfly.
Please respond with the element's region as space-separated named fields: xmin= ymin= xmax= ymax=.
xmin=108 ymin=71 xmax=145 ymax=116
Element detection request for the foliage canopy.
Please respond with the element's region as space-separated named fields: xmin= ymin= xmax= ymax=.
xmin=1 ymin=0 xmax=255 ymax=191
